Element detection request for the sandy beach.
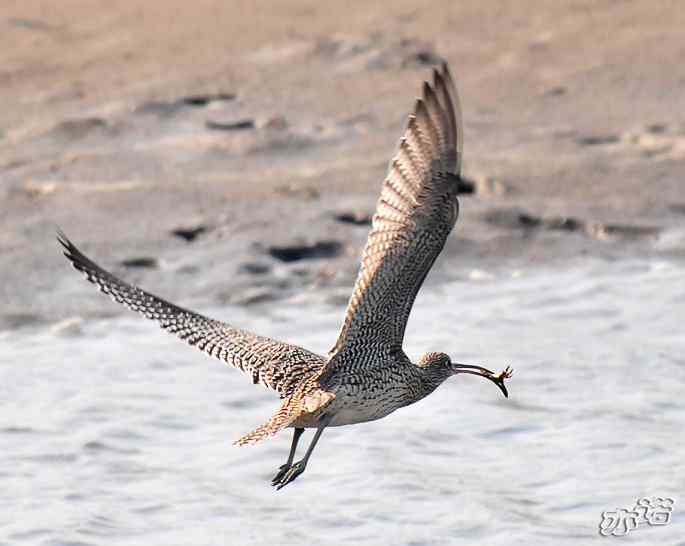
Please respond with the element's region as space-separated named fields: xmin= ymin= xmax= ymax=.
xmin=1 ymin=0 xmax=684 ymax=328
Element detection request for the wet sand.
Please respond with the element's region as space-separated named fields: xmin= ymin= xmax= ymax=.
xmin=1 ymin=0 xmax=684 ymax=329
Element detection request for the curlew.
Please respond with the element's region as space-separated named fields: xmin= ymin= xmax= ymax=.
xmin=58 ymin=63 xmax=512 ymax=489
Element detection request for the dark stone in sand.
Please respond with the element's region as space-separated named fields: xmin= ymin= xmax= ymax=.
xmin=399 ymin=38 xmax=442 ymax=67
xmin=205 ymin=119 xmax=255 ymax=131
xmin=135 ymin=100 xmax=184 ymax=116
xmin=576 ymin=134 xmax=620 ymax=146
xmin=335 ymin=211 xmax=373 ymax=226
xmin=545 ymin=86 xmax=567 ymax=97
xmin=596 ymin=223 xmax=660 ymax=238
xmin=413 ymin=49 xmax=442 ymax=66
xmin=180 ymin=93 xmax=235 ymax=106
xmin=484 ymin=208 xmax=581 ymax=231
xmin=8 ymin=18 xmax=56 ymax=31
xmin=171 ymin=225 xmax=208 ymax=242
xmin=50 ymin=117 xmax=107 ymax=140
xmin=484 ymin=208 xmax=659 ymax=241
xmin=544 ymin=216 xmax=583 ymax=231
xmin=484 ymin=208 xmax=543 ymax=229
xmin=135 ymin=93 xmax=235 ymax=117
xmin=518 ymin=213 xmax=543 ymax=228
xmin=239 ymin=263 xmax=271 ymax=275
xmin=268 ymin=241 xmax=343 ymax=262
xmin=120 ymin=257 xmax=158 ymax=268
xmin=460 ymin=175 xmax=511 ymax=196
xmin=456 ymin=178 xmax=476 ymax=195
xmin=646 ymin=123 xmax=667 ymax=134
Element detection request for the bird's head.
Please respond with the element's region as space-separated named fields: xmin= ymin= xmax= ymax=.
xmin=418 ymin=352 xmax=513 ymax=398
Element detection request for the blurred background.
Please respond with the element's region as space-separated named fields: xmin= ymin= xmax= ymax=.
xmin=1 ymin=1 xmax=684 ymax=545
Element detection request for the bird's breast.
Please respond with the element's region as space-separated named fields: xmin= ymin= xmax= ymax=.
xmin=323 ymin=371 xmax=419 ymax=426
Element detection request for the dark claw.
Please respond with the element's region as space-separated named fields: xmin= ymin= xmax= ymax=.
xmin=271 ymin=463 xmax=292 ymax=485
xmin=273 ymin=460 xmax=307 ymax=490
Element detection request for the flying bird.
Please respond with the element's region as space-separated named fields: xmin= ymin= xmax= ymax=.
xmin=58 ymin=62 xmax=512 ymax=490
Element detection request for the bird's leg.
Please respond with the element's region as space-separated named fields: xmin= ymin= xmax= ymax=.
xmin=273 ymin=416 xmax=331 ymax=490
xmin=271 ymin=427 xmax=304 ymax=485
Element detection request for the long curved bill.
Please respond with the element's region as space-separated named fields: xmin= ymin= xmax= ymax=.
xmin=452 ymin=364 xmax=514 ymax=398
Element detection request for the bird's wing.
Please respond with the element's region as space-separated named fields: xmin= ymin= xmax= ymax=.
xmin=58 ymin=233 xmax=325 ymax=398
xmin=328 ymin=63 xmax=463 ymax=363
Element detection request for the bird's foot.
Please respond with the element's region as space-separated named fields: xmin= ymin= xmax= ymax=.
xmin=271 ymin=463 xmax=292 ymax=486
xmin=272 ymin=460 xmax=307 ymax=490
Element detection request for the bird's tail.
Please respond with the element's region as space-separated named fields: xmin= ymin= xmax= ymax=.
xmin=234 ymin=387 xmax=336 ymax=446
xmin=234 ymin=397 xmax=300 ymax=446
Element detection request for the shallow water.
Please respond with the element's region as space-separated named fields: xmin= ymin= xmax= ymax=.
xmin=2 ymin=258 xmax=684 ymax=546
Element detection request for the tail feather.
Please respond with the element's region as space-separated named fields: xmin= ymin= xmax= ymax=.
xmin=234 ymin=398 xmax=300 ymax=446
xmin=234 ymin=387 xmax=336 ymax=446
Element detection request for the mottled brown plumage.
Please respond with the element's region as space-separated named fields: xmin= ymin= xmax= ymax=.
xmin=59 ymin=62 xmax=512 ymax=490
xmin=329 ymin=66 xmax=462 ymax=359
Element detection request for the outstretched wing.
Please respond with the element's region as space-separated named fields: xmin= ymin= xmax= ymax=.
xmin=328 ymin=63 xmax=463 ymax=361
xmin=58 ymin=233 xmax=325 ymax=398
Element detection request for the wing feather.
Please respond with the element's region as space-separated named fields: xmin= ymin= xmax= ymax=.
xmin=328 ymin=63 xmax=463 ymax=363
xmin=58 ymin=232 xmax=325 ymax=397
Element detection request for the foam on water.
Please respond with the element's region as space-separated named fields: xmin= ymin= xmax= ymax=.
xmin=1 ymin=258 xmax=684 ymax=545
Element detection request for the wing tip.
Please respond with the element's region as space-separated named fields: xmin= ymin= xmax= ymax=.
xmin=56 ymin=229 xmax=100 ymax=280
xmin=56 ymin=227 xmax=69 ymax=249
xmin=437 ymin=61 xmax=463 ymax=174
xmin=414 ymin=97 xmax=428 ymax=117
xmin=422 ymin=79 xmax=438 ymax=103
xmin=441 ymin=61 xmax=452 ymax=82
xmin=56 ymin=228 xmax=78 ymax=263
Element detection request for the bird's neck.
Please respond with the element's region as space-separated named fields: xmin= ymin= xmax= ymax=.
xmin=410 ymin=364 xmax=452 ymax=404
